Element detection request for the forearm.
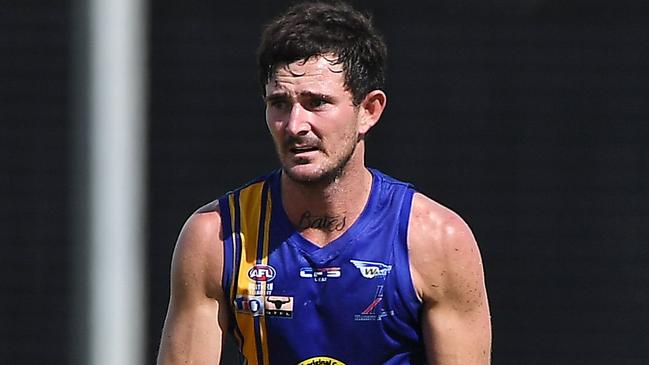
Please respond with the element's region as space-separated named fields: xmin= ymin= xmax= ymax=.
xmin=158 ymin=302 xmax=223 ymax=364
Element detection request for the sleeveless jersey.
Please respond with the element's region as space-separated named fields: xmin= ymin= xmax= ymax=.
xmin=218 ymin=169 xmax=424 ymax=365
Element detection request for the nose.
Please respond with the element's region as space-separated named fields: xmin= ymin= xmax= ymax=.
xmin=285 ymin=103 xmax=310 ymax=136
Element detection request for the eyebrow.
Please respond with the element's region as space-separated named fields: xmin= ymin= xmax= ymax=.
xmin=264 ymin=92 xmax=290 ymax=103
xmin=300 ymin=91 xmax=333 ymax=101
xmin=264 ymin=91 xmax=333 ymax=103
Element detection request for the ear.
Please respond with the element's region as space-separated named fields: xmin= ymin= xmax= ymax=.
xmin=357 ymin=90 xmax=387 ymax=135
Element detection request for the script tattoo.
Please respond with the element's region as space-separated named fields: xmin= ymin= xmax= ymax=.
xmin=298 ymin=211 xmax=346 ymax=232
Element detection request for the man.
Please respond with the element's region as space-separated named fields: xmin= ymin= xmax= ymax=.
xmin=158 ymin=1 xmax=491 ymax=364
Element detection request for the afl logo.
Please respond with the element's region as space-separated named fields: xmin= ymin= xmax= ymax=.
xmin=248 ymin=264 xmax=276 ymax=282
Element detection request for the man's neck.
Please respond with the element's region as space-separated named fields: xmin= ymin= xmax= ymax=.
xmin=281 ymin=165 xmax=373 ymax=247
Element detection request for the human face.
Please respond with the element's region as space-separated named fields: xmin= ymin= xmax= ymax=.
xmin=265 ymin=56 xmax=362 ymax=185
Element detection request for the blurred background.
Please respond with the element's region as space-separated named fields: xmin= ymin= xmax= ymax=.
xmin=1 ymin=0 xmax=648 ymax=364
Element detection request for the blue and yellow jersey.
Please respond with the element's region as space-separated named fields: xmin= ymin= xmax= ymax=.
xmin=218 ymin=169 xmax=424 ymax=365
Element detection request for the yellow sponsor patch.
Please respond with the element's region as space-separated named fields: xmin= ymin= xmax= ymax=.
xmin=297 ymin=356 xmax=346 ymax=365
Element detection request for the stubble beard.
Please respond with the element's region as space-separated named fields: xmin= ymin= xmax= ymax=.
xmin=280 ymin=136 xmax=358 ymax=188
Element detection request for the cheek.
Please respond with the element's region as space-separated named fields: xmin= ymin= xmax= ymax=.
xmin=269 ymin=127 xmax=283 ymax=143
xmin=265 ymin=109 xmax=276 ymax=128
xmin=320 ymin=120 xmax=357 ymax=152
xmin=266 ymin=120 xmax=283 ymax=145
xmin=266 ymin=110 xmax=291 ymax=134
xmin=334 ymin=111 xmax=360 ymax=139
xmin=265 ymin=110 xmax=281 ymax=132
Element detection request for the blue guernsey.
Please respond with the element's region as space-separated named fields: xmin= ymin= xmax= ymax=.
xmin=218 ymin=169 xmax=424 ymax=365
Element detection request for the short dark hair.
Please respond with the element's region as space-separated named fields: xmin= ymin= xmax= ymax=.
xmin=257 ymin=1 xmax=387 ymax=105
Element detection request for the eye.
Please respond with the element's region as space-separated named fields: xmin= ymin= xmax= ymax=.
xmin=268 ymin=99 xmax=290 ymax=111
xmin=305 ymin=97 xmax=329 ymax=110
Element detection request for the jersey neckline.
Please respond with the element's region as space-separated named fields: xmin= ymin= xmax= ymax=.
xmin=269 ymin=168 xmax=380 ymax=265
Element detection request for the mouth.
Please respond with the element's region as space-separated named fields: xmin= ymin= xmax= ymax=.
xmin=289 ymin=145 xmax=320 ymax=155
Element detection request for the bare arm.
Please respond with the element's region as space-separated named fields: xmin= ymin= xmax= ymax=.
xmin=157 ymin=201 xmax=230 ymax=364
xmin=409 ymin=193 xmax=492 ymax=365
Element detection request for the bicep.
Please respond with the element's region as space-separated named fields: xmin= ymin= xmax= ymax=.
xmin=422 ymin=289 xmax=491 ymax=364
xmin=158 ymin=210 xmax=229 ymax=364
xmin=420 ymin=233 xmax=491 ymax=365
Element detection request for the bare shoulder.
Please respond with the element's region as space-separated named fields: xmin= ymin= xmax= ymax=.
xmin=408 ymin=192 xmax=486 ymax=307
xmin=183 ymin=200 xmax=223 ymax=239
xmin=408 ymin=192 xmax=478 ymax=264
xmin=171 ymin=200 xmax=225 ymax=300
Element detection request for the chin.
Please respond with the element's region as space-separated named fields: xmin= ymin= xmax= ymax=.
xmin=282 ymin=163 xmax=340 ymax=185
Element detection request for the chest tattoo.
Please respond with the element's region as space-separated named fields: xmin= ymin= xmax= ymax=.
xmin=298 ymin=210 xmax=347 ymax=232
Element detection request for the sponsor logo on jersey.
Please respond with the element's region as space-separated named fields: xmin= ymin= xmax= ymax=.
xmin=354 ymin=285 xmax=394 ymax=321
xmin=297 ymin=356 xmax=346 ymax=365
xmin=299 ymin=267 xmax=341 ymax=282
xmin=234 ymin=295 xmax=294 ymax=319
xmin=251 ymin=282 xmax=273 ymax=296
xmin=234 ymin=295 xmax=265 ymax=317
xmin=264 ymin=295 xmax=294 ymax=318
xmin=248 ymin=264 xmax=276 ymax=282
xmin=350 ymin=259 xmax=392 ymax=279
